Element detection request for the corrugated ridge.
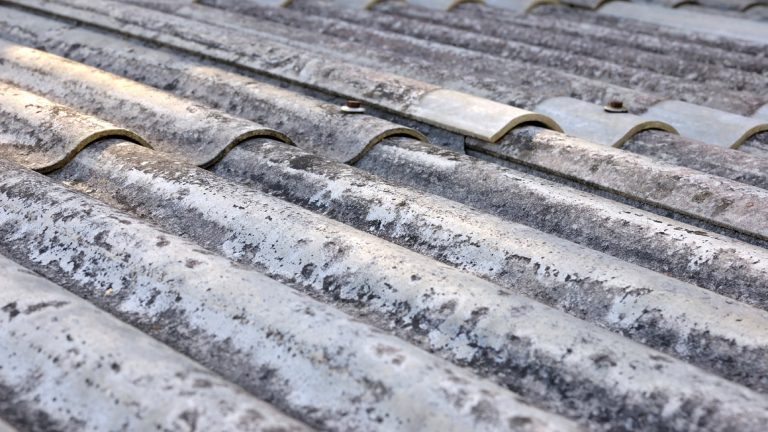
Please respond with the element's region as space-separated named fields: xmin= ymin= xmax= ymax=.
xmin=212 ymin=138 xmax=768 ymax=392
xmin=355 ymin=138 xmax=768 ymax=305
xmin=0 ymin=156 xmax=575 ymax=431
xmin=469 ymin=128 xmax=768 ymax=242
xmin=282 ymin=0 xmax=765 ymax=94
xmin=0 ymin=81 xmax=149 ymax=172
xmin=0 ymin=254 xmax=313 ymax=432
xmin=376 ymin=0 xmax=768 ymax=67
xmin=47 ymin=139 xmax=768 ymax=431
xmin=0 ymin=6 xmax=428 ymax=163
xmin=0 ymin=38 xmax=291 ymax=168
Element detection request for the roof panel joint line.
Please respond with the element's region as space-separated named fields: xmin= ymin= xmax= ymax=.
xmin=406 ymin=89 xmax=563 ymax=143
xmin=1 ymin=0 xmax=564 ymax=145
xmin=642 ymin=100 xmax=768 ymax=149
xmin=0 ymin=39 xmax=293 ymax=168
xmin=535 ymin=97 xmax=678 ymax=147
xmin=408 ymin=0 xmax=483 ymax=11
xmin=0 ymin=81 xmax=150 ymax=173
xmin=483 ymin=0 xmax=561 ymax=12
xmin=323 ymin=0 xmax=385 ymax=10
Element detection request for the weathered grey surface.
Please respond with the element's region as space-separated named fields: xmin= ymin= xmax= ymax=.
xmin=0 ymin=157 xmax=574 ymax=432
xmin=0 ymin=82 xmax=147 ymax=172
xmin=624 ymin=130 xmax=768 ymax=191
xmin=468 ymin=127 xmax=768 ymax=242
xmin=326 ymin=0 xmax=385 ymax=8
xmin=0 ymin=8 xmax=427 ymax=164
xmin=633 ymin=0 xmax=697 ymax=7
xmin=560 ymin=0 xmax=611 ymax=9
xmin=484 ymin=0 xmax=559 ymax=11
xmin=694 ymin=0 xmax=767 ymax=10
xmin=0 ymin=418 xmax=16 ymax=432
xmin=355 ymin=138 xmax=768 ymax=309
xmin=1 ymin=0 xmax=474 ymax=138
xmin=213 ymin=138 xmax=768 ymax=392
xmin=642 ymin=100 xmax=768 ymax=148
xmin=753 ymin=104 xmax=768 ymax=121
xmin=118 ymin=0 xmax=566 ymax=140
xmin=0 ymin=39 xmax=290 ymax=167
xmin=15 ymin=0 xmax=667 ymax=119
xmin=374 ymin=0 xmax=767 ymax=73
xmin=531 ymin=3 xmax=768 ymax=57
xmin=535 ymin=97 xmax=677 ymax=147
xmin=0 ymin=254 xmax=312 ymax=432
xmin=46 ymin=140 xmax=768 ymax=431
xmin=183 ymin=0 xmax=763 ymax=115
xmin=408 ymin=0 xmax=473 ymax=10
xmin=598 ymin=1 xmax=768 ymax=43
xmin=50 ymin=0 xmax=560 ymax=143
xmin=205 ymin=0 xmax=768 ymax=115
xmin=284 ymin=0 xmax=766 ymax=98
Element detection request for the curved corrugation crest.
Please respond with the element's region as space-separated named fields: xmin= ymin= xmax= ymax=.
xmin=0 ymin=82 xmax=150 ymax=173
xmin=0 ymin=40 xmax=292 ymax=168
xmin=406 ymin=89 xmax=563 ymax=142
xmin=484 ymin=0 xmax=561 ymax=12
xmin=4 ymin=0 xmax=568 ymax=144
xmin=642 ymin=100 xmax=768 ymax=149
xmin=0 ymin=9 xmax=415 ymax=166
xmin=408 ymin=0 xmax=482 ymax=11
xmin=535 ymin=97 xmax=678 ymax=147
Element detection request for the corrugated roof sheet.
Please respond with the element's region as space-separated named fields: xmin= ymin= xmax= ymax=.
xmin=0 ymin=0 xmax=767 ymax=430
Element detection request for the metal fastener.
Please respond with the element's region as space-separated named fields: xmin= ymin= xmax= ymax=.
xmin=604 ymin=100 xmax=628 ymax=113
xmin=341 ymin=100 xmax=365 ymax=114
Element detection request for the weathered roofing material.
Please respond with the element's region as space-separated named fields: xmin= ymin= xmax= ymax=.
xmin=1 ymin=0 xmax=768 ymax=430
xmin=4 ymin=0 xmax=562 ymax=144
xmin=355 ymin=138 xmax=768 ymax=307
xmin=213 ymin=138 xmax=768 ymax=392
xmin=0 ymin=7 xmax=426 ymax=163
xmin=642 ymin=100 xmax=768 ymax=148
xmin=0 ymin=39 xmax=290 ymax=167
xmin=47 ymin=141 xmax=768 ymax=431
xmin=3 ymin=5 xmax=765 ymax=191
xmin=0 ymin=154 xmax=579 ymax=432
xmin=468 ymin=128 xmax=768 ymax=243
xmin=0 ymin=82 xmax=147 ymax=172
xmin=535 ymin=97 xmax=677 ymax=147
xmin=598 ymin=1 xmax=768 ymax=43
xmin=0 ymin=254 xmax=312 ymax=432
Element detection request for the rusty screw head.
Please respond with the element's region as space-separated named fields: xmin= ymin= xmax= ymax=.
xmin=341 ymin=99 xmax=365 ymax=114
xmin=604 ymin=100 xmax=628 ymax=113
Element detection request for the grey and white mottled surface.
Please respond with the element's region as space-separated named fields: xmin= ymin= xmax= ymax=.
xmin=0 ymin=157 xmax=575 ymax=432
xmin=0 ymin=254 xmax=313 ymax=432
xmin=0 ymin=39 xmax=289 ymax=167
xmin=214 ymin=138 xmax=768 ymax=393
xmin=0 ymin=82 xmax=147 ymax=172
xmin=356 ymin=138 xmax=768 ymax=309
xmin=44 ymin=140 xmax=768 ymax=431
